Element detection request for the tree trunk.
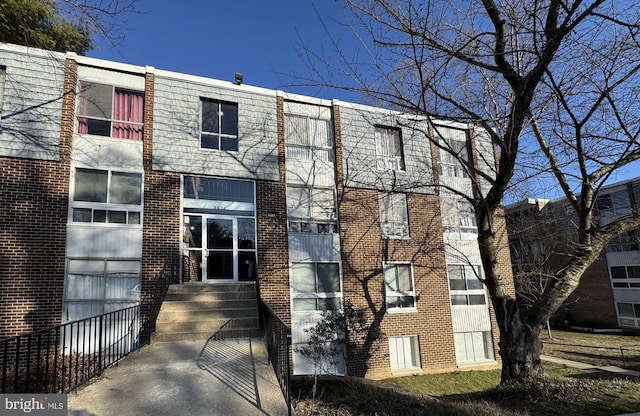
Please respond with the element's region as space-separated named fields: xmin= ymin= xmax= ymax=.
xmin=494 ymin=298 xmax=545 ymax=382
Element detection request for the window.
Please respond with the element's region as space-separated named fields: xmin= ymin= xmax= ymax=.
xmin=77 ymin=81 xmax=144 ymax=140
xmin=201 ymin=99 xmax=238 ymax=151
xmin=437 ymin=128 xmax=469 ymax=178
xmin=375 ymin=126 xmax=405 ymax=171
xmin=617 ymin=302 xmax=640 ymax=327
xmin=287 ymin=186 xmax=337 ymax=234
xmin=389 ymin=336 xmax=420 ymax=371
xmin=71 ymin=168 xmax=142 ymax=225
xmin=606 ymin=231 xmax=640 ymax=253
xmin=291 ymin=262 xmax=342 ymax=312
xmin=597 ymin=190 xmax=631 ymax=217
xmin=443 ymin=198 xmax=477 ymax=235
xmin=285 ymin=114 xmax=334 ymax=161
xmin=454 ymin=331 xmax=494 ymax=363
xmin=609 ymin=265 xmax=640 ymax=288
xmin=64 ymin=258 xmax=141 ymax=321
xmin=448 ymin=265 xmax=486 ymax=306
xmin=379 ymin=193 xmax=409 ymax=238
xmin=384 ymin=263 xmax=416 ymax=311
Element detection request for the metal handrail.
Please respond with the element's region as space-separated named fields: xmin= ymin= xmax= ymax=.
xmin=1 ymin=305 xmax=141 ymax=393
xmin=258 ymin=299 xmax=292 ymax=416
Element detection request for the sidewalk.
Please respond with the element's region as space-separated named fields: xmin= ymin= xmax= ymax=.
xmin=541 ymin=354 xmax=640 ymax=377
xmin=67 ymin=337 xmax=290 ymax=416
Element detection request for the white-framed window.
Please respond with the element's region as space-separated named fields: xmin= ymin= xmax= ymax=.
xmin=200 ymin=99 xmax=238 ymax=151
xmin=379 ymin=193 xmax=409 ymax=239
xmin=291 ymin=262 xmax=342 ymax=312
xmin=77 ymin=81 xmax=144 ymax=140
xmin=437 ymin=128 xmax=469 ymax=178
xmin=375 ymin=126 xmax=405 ymax=171
xmin=287 ymin=185 xmax=337 ymax=234
xmin=597 ymin=190 xmax=631 ymax=218
xmin=453 ymin=331 xmax=494 ymax=364
xmin=610 ymin=265 xmax=640 ymax=288
xmin=442 ymin=197 xmax=477 ymax=235
xmin=606 ymin=231 xmax=640 ymax=253
xmin=64 ymin=258 xmax=141 ymax=321
xmin=447 ymin=265 xmax=486 ymax=306
xmin=70 ymin=168 xmax=143 ymax=225
xmin=285 ymin=114 xmax=334 ymax=161
xmin=389 ymin=335 xmax=421 ymax=371
xmin=384 ymin=263 xmax=416 ymax=312
xmin=617 ymin=303 xmax=640 ymax=327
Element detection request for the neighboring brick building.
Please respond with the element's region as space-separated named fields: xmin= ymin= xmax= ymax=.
xmin=0 ymin=43 xmax=513 ymax=378
xmin=506 ymin=179 xmax=640 ymax=330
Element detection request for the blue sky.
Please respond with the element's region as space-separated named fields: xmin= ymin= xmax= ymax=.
xmin=88 ymin=0 xmax=358 ymax=101
xmin=86 ymin=1 xmax=639 ymax=198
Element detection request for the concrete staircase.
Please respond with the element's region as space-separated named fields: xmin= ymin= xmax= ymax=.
xmin=153 ymin=283 xmax=260 ymax=342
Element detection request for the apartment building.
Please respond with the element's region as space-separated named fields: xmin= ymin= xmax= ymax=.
xmin=0 ymin=43 xmax=513 ymax=378
xmin=506 ymin=179 xmax=640 ymax=330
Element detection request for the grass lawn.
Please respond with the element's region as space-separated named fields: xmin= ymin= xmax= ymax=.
xmin=292 ymin=330 xmax=640 ymax=416
xmin=541 ymin=329 xmax=640 ymax=370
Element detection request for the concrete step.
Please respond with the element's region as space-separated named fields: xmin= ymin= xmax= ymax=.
xmin=152 ymin=327 xmax=261 ymax=342
xmin=166 ymin=283 xmax=257 ymax=294
xmin=163 ymin=292 xmax=257 ymax=302
xmin=156 ymin=308 xmax=258 ymax=323
xmin=153 ymin=283 xmax=260 ymax=343
xmin=159 ymin=299 xmax=257 ymax=312
xmin=155 ymin=317 xmax=259 ymax=333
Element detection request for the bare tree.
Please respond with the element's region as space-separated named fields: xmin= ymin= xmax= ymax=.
xmin=59 ymin=0 xmax=139 ymax=48
xmin=299 ymin=0 xmax=640 ymax=381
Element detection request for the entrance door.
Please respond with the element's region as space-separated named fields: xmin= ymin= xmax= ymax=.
xmin=182 ymin=215 xmax=256 ymax=283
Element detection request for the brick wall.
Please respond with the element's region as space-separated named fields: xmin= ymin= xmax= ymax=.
xmin=255 ymin=96 xmax=291 ymax=323
xmin=558 ymin=254 xmax=618 ymax=328
xmin=334 ymin=105 xmax=458 ymax=379
xmin=256 ymin=180 xmax=291 ymax=322
xmin=0 ymin=58 xmax=77 ymax=337
xmin=140 ymin=72 xmax=183 ymax=329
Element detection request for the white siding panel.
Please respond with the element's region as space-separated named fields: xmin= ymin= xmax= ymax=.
xmin=288 ymin=234 xmax=341 ymax=262
xmin=613 ymin=288 xmax=640 ymax=303
xmin=607 ymin=251 xmax=640 ymax=267
xmin=451 ymin=307 xmax=492 ymax=332
xmin=0 ymin=46 xmax=65 ymax=160
xmin=152 ymin=76 xmax=279 ymax=180
xmin=444 ymin=241 xmax=482 ymax=264
xmin=291 ymin=313 xmax=346 ymax=375
xmin=286 ymin=160 xmax=335 ymax=187
xmin=72 ymin=137 xmax=143 ymax=170
xmin=338 ymin=106 xmax=435 ymax=193
xmin=66 ymin=226 xmax=143 ymax=258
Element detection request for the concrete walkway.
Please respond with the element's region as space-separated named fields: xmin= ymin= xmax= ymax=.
xmin=67 ymin=338 xmax=290 ymax=416
xmin=541 ymin=354 xmax=640 ymax=377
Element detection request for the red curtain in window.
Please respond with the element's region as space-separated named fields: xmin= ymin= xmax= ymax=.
xmin=77 ymin=88 xmax=89 ymax=134
xmin=112 ymin=90 xmax=144 ymax=140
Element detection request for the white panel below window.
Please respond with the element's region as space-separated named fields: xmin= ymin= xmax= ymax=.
xmin=72 ymin=137 xmax=143 ymax=170
xmin=288 ymin=234 xmax=341 ymax=262
xmin=450 ymin=306 xmax=492 ymax=332
xmin=66 ymin=226 xmax=143 ymax=258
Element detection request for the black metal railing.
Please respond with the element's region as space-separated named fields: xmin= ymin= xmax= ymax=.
xmin=1 ymin=305 xmax=141 ymax=393
xmin=258 ymin=299 xmax=292 ymax=416
xmin=142 ymin=253 xmax=180 ymax=345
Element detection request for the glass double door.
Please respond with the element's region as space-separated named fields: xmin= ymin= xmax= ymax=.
xmin=183 ymin=214 xmax=256 ymax=282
